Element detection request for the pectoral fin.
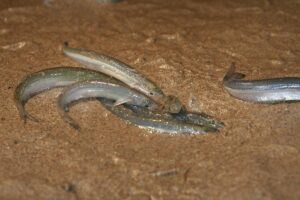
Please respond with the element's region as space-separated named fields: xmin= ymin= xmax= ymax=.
xmin=113 ymin=98 xmax=131 ymax=106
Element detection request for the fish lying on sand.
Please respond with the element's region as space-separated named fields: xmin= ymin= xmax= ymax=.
xmin=223 ymin=63 xmax=300 ymax=103
xmin=63 ymin=45 xmax=183 ymax=113
xmin=15 ymin=66 xmax=223 ymax=134
xmin=58 ymin=80 xmax=158 ymax=130
xmin=123 ymin=104 xmax=224 ymax=130
xmin=99 ymin=98 xmax=219 ymax=134
xmin=15 ymin=67 xmax=118 ymax=122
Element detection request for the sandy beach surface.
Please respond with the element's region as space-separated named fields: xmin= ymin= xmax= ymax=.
xmin=0 ymin=0 xmax=299 ymax=199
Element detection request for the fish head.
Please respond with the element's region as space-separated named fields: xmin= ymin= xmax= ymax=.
xmin=145 ymin=86 xmax=165 ymax=100
xmin=162 ymin=95 xmax=183 ymax=114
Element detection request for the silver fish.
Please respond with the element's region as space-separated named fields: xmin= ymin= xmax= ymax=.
xmin=63 ymin=45 xmax=182 ymax=113
xmin=223 ymin=63 xmax=300 ymax=103
xmin=58 ymin=80 xmax=157 ymax=130
xmin=100 ymin=99 xmax=218 ymax=135
xmin=15 ymin=67 xmax=117 ymax=122
xmin=124 ymin=104 xmax=224 ymax=130
xmin=15 ymin=67 xmax=221 ymax=134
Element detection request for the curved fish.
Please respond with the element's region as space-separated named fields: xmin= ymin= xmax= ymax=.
xmin=58 ymin=80 xmax=157 ymax=130
xmin=15 ymin=67 xmax=221 ymax=134
xmin=223 ymin=63 xmax=300 ymax=103
xmin=99 ymin=99 xmax=218 ymax=135
xmin=15 ymin=66 xmax=118 ymax=122
xmin=63 ymin=45 xmax=182 ymax=113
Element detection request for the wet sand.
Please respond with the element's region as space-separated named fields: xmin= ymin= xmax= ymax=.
xmin=0 ymin=0 xmax=299 ymax=199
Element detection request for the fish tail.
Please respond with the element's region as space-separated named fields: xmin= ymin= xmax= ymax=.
xmin=15 ymin=101 xmax=39 ymax=123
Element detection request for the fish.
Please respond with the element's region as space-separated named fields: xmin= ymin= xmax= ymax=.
xmin=15 ymin=67 xmax=221 ymax=134
xmin=58 ymin=80 xmax=158 ymax=130
xmin=14 ymin=66 xmax=118 ymax=122
xmin=63 ymin=45 xmax=183 ymax=113
xmin=171 ymin=110 xmax=224 ymax=129
xmin=57 ymin=80 xmax=222 ymax=131
xmin=122 ymin=104 xmax=224 ymax=130
xmin=99 ymin=98 xmax=219 ymax=135
xmin=223 ymin=63 xmax=300 ymax=103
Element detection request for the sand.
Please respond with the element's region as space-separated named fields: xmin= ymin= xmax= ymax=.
xmin=0 ymin=0 xmax=299 ymax=199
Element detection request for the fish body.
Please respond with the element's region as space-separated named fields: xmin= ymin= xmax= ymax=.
xmin=125 ymin=104 xmax=224 ymax=130
xmin=223 ymin=63 xmax=300 ymax=103
xmin=63 ymin=46 xmax=164 ymax=100
xmin=63 ymin=46 xmax=182 ymax=113
xmin=100 ymin=99 xmax=218 ymax=135
xmin=15 ymin=67 xmax=117 ymax=122
xmin=15 ymin=67 xmax=221 ymax=134
xmin=58 ymin=80 xmax=157 ymax=129
xmin=172 ymin=110 xmax=224 ymax=129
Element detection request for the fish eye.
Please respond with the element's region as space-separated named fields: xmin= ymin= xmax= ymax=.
xmin=149 ymin=92 xmax=154 ymax=96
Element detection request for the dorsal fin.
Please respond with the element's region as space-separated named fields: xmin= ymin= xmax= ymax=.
xmin=223 ymin=62 xmax=246 ymax=81
xmin=232 ymin=72 xmax=246 ymax=79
